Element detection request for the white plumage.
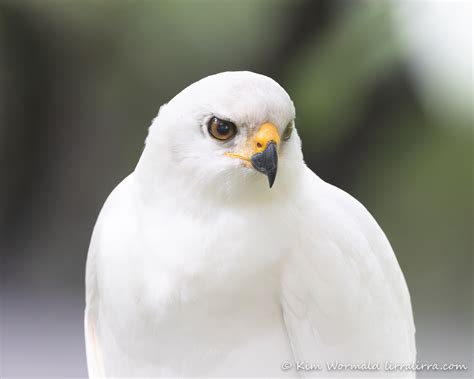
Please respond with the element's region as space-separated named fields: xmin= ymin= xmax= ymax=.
xmin=85 ymin=71 xmax=416 ymax=378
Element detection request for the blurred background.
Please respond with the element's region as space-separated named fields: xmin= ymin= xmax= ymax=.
xmin=0 ymin=0 xmax=472 ymax=377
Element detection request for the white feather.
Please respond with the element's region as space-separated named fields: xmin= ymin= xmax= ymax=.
xmin=85 ymin=71 xmax=416 ymax=378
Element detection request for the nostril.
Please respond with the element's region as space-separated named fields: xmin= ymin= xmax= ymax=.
xmin=257 ymin=142 xmax=263 ymax=148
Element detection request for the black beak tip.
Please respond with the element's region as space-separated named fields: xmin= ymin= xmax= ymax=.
xmin=267 ymin=171 xmax=277 ymax=188
xmin=251 ymin=142 xmax=279 ymax=189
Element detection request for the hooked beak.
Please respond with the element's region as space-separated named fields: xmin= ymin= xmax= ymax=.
xmin=251 ymin=142 xmax=278 ymax=188
xmin=225 ymin=123 xmax=280 ymax=188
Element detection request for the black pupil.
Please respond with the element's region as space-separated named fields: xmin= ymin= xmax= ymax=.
xmin=216 ymin=121 xmax=230 ymax=135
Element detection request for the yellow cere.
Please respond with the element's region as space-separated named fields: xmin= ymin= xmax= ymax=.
xmin=225 ymin=123 xmax=280 ymax=161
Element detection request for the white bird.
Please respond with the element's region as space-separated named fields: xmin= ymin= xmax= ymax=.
xmin=85 ymin=71 xmax=416 ymax=378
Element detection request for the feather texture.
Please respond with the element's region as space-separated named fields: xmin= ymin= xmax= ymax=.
xmin=84 ymin=72 xmax=416 ymax=378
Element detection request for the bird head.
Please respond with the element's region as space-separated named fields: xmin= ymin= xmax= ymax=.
xmin=138 ymin=71 xmax=304 ymax=200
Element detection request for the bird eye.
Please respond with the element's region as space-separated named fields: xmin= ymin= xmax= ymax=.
xmin=282 ymin=121 xmax=294 ymax=141
xmin=208 ymin=117 xmax=237 ymax=141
